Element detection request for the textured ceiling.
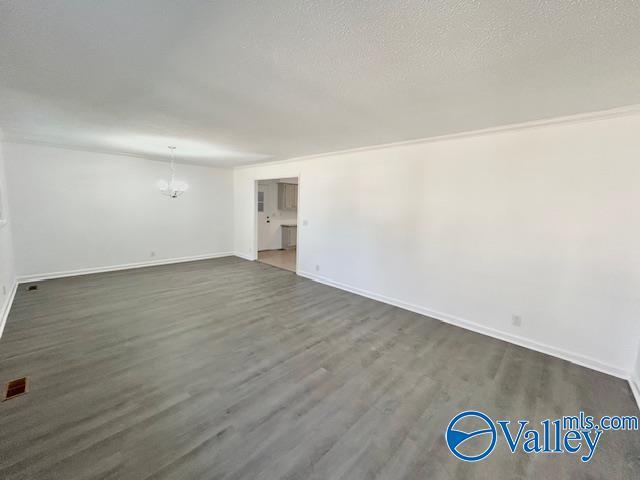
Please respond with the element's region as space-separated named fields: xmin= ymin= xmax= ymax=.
xmin=1 ymin=0 xmax=639 ymax=167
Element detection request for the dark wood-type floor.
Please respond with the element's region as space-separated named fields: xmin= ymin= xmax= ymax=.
xmin=0 ymin=257 xmax=638 ymax=479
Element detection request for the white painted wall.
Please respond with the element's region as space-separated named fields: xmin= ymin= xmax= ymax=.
xmin=0 ymin=139 xmax=17 ymax=330
xmin=234 ymin=112 xmax=640 ymax=377
xmin=634 ymin=342 xmax=640 ymax=385
xmin=4 ymin=143 xmax=234 ymax=278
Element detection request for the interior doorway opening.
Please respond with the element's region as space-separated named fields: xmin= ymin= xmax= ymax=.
xmin=256 ymin=177 xmax=298 ymax=272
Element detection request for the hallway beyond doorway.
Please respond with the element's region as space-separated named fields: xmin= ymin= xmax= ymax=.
xmin=256 ymin=177 xmax=298 ymax=273
xmin=258 ymin=248 xmax=296 ymax=272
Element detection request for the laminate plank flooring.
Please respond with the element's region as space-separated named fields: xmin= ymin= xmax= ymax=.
xmin=0 ymin=257 xmax=638 ymax=479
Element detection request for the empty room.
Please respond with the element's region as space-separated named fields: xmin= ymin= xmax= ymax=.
xmin=0 ymin=2 xmax=639 ymax=479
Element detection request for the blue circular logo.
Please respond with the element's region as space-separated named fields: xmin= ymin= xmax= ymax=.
xmin=445 ymin=410 xmax=497 ymax=462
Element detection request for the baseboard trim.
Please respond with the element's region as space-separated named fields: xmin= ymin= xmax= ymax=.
xmin=17 ymin=252 xmax=235 ymax=283
xmin=298 ymin=270 xmax=629 ymax=380
xmin=233 ymin=252 xmax=256 ymax=261
xmin=0 ymin=280 xmax=18 ymax=339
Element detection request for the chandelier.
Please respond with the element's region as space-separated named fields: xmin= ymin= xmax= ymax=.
xmin=158 ymin=146 xmax=189 ymax=198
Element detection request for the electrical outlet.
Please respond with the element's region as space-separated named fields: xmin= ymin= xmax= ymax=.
xmin=315 ymin=265 xmax=320 ymax=272
xmin=303 ymin=219 xmax=309 ymax=226
xmin=511 ymin=315 xmax=522 ymax=327
xmin=150 ymin=251 xmax=156 ymax=258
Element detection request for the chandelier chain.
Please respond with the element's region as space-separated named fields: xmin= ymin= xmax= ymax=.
xmin=158 ymin=146 xmax=188 ymax=198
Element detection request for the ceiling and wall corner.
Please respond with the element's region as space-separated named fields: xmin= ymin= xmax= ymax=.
xmin=1 ymin=1 xmax=640 ymax=167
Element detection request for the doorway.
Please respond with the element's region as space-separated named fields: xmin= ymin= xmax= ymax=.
xmin=256 ymin=177 xmax=298 ymax=272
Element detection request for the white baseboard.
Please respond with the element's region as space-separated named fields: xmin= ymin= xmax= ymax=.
xmin=16 ymin=252 xmax=235 ymax=283
xmin=0 ymin=280 xmax=18 ymax=339
xmin=298 ymin=270 xmax=630 ymax=380
xmin=233 ymin=252 xmax=256 ymax=261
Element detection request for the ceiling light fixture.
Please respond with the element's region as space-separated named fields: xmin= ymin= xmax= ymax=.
xmin=158 ymin=146 xmax=189 ymax=198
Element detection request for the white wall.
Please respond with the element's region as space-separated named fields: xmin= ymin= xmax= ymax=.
xmin=4 ymin=143 xmax=234 ymax=278
xmin=0 ymin=140 xmax=17 ymax=332
xmin=634 ymin=342 xmax=640 ymax=385
xmin=234 ymin=112 xmax=640 ymax=378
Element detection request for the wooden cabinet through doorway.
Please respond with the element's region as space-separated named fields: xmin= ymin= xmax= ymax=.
xmin=277 ymin=183 xmax=298 ymax=210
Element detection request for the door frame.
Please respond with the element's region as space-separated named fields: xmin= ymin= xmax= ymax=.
xmin=253 ymin=175 xmax=301 ymax=274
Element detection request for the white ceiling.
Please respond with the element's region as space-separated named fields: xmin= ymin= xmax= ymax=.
xmin=1 ymin=1 xmax=639 ymax=167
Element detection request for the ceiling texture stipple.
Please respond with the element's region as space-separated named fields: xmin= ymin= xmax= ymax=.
xmin=1 ymin=0 xmax=639 ymax=167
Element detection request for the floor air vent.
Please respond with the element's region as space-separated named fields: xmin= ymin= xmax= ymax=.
xmin=27 ymin=285 xmax=38 ymax=291
xmin=3 ymin=377 xmax=29 ymax=401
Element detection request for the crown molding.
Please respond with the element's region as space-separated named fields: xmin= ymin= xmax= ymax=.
xmin=235 ymin=103 xmax=640 ymax=170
